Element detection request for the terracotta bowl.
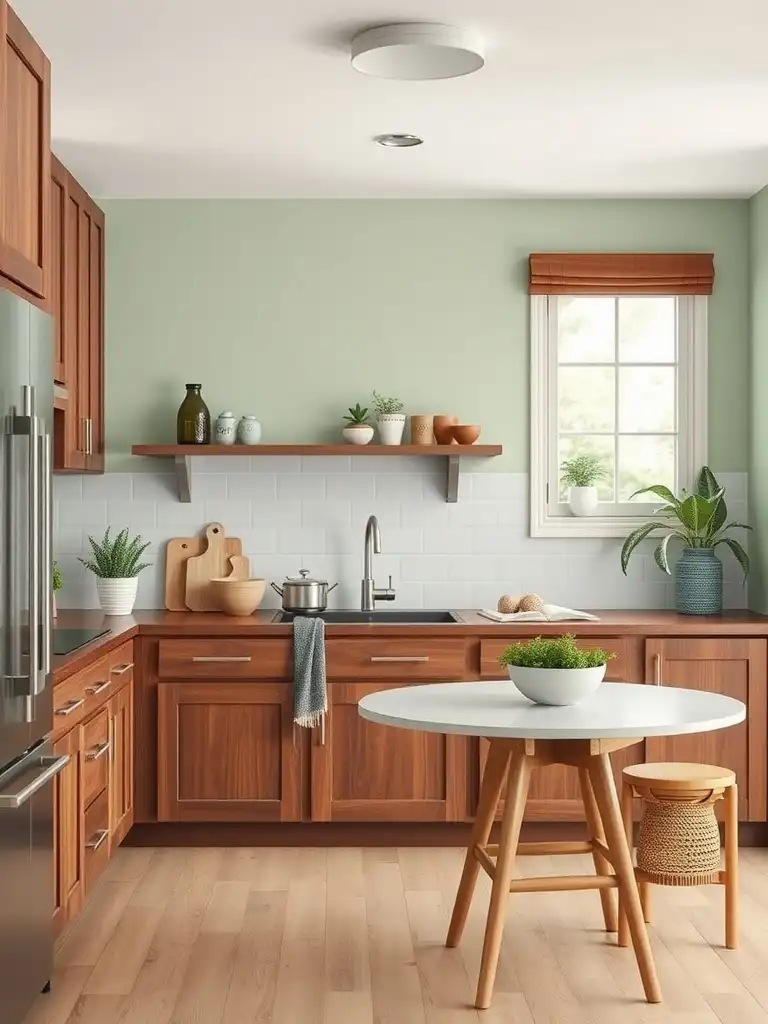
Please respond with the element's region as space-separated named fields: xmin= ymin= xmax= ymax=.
xmin=433 ymin=415 xmax=458 ymax=445
xmin=210 ymin=577 xmax=266 ymax=616
xmin=451 ymin=424 xmax=481 ymax=445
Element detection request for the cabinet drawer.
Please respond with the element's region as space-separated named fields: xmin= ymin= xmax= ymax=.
xmin=84 ymin=788 xmax=110 ymax=891
xmin=158 ymin=640 xmax=291 ymax=680
xmin=52 ymin=674 xmax=87 ymax=739
xmin=326 ymin=639 xmax=469 ymax=680
xmin=480 ymin=636 xmax=631 ymax=681
xmin=81 ymin=708 xmax=109 ymax=809
xmin=82 ymin=644 xmax=134 ymax=715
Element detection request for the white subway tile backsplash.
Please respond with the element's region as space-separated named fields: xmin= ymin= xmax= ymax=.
xmin=52 ymin=469 xmax=750 ymax=612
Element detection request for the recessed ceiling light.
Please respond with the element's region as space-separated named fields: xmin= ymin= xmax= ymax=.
xmin=352 ymin=23 xmax=484 ymax=81
xmin=374 ymin=133 xmax=424 ymax=148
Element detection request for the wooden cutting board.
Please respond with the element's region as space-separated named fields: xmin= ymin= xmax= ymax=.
xmin=165 ymin=524 xmax=245 ymax=611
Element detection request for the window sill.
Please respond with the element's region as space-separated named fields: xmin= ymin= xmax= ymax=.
xmin=530 ymin=512 xmax=658 ymax=539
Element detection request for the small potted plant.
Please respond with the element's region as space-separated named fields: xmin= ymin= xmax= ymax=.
xmin=79 ymin=527 xmax=151 ymax=616
xmin=498 ymin=634 xmax=615 ymax=706
xmin=560 ymin=454 xmax=607 ymax=516
xmin=621 ymin=466 xmax=750 ymax=615
xmin=342 ymin=403 xmax=374 ymax=445
xmin=53 ymin=561 xmax=63 ymax=618
xmin=372 ymin=391 xmax=406 ymax=445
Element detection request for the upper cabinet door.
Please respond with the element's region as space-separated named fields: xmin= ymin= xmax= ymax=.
xmin=0 ymin=1 xmax=50 ymax=299
xmin=50 ymin=157 xmax=66 ymax=382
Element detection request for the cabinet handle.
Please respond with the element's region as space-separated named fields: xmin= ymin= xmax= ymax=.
xmin=369 ymin=656 xmax=429 ymax=663
xmin=79 ymin=418 xmax=86 ymax=454
xmin=86 ymin=418 xmax=93 ymax=456
xmin=318 ymin=716 xmax=326 ymax=746
xmin=653 ymin=653 xmax=662 ymax=686
xmin=55 ymin=698 xmax=84 ymax=716
xmin=109 ymin=714 xmax=115 ymax=767
xmin=112 ymin=662 xmax=133 ymax=675
xmin=85 ymin=741 xmax=110 ymax=762
xmin=191 ymin=656 xmax=252 ymax=663
xmin=85 ymin=680 xmax=110 ymax=696
xmin=86 ymin=828 xmax=109 ymax=851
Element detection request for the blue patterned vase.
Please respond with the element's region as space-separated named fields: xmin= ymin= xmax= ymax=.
xmin=674 ymin=548 xmax=723 ymax=615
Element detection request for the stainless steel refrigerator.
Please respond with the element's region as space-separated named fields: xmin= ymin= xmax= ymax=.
xmin=0 ymin=289 xmax=69 ymax=1024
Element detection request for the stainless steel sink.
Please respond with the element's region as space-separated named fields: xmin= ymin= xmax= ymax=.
xmin=274 ymin=610 xmax=461 ymax=624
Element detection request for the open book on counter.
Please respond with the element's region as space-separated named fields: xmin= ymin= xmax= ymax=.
xmin=478 ymin=604 xmax=599 ymax=624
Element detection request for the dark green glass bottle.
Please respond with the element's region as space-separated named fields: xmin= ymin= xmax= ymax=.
xmin=177 ymin=384 xmax=211 ymax=444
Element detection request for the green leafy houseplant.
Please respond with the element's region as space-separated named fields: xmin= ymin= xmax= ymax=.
xmin=560 ymin=454 xmax=608 ymax=488
xmin=52 ymin=562 xmax=63 ymax=592
xmin=79 ymin=527 xmax=151 ymax=579
xmin=621 ymin=466 xmax=751 ymax=578
xmin=372 ymin=391 xmax=405 ymax=416
xmin=498 ymin=634 xmax=616 ymax=670
xmin=343 ymin=403 xmax=370 ymax=425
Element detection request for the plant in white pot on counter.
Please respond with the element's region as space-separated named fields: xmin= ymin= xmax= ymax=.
xmin=80 ymin=527 xmax=151 ymax=615
xmin=560 ymin=454 xmax=607 ymax=516
xmin=498 ymin=634 xmax=616 ymax=706
xmin=342 ymin=402 xmax=374 ymax=445
xmin=372 ymin=391 xmax=406 ymax=445
xmin=52 ymin=561 xmax=62 ymax=618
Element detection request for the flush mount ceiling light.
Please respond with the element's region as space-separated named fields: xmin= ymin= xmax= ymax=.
xmin=351 ymin=23 xmax=484 ymax=81
xmin=374 ymin=133 xmax=424 ymax=148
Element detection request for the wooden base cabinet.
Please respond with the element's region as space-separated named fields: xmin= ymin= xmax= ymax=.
xmin=109 ymin=679 xmax=134 ymax=848
xmin=157 ymin=682 xmax=301 ymax=822
xmin=52 ymin=727 xmax=84 ymax=937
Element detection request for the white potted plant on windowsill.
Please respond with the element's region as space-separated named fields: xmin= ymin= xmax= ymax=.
xmin=372 ymin=390 xmax=406 ymax=445
xmin=560 ymin=454 xmax=608 ymax=517
xmin=79 ymin=527 xmax=152 ymax=616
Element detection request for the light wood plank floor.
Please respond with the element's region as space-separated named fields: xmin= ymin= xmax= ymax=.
xmin=22 ymin=846 xmax=768 ymax=1024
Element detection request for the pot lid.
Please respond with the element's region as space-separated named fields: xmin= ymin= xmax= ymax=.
xmin=283 ymin=568 xmax=328 ymax=585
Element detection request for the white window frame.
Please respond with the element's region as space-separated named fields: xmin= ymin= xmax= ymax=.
xmin=530 ymin=293 xmax=708 ymax=538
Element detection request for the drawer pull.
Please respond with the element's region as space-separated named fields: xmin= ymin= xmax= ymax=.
xmin=653 ymin=653 xmax=662 ymax=686
xmin=85 ymin=680 xmax=110 ymax=696
xmin=85 ymin=741 xmax=110 ymax=762
xmin=55 ymin=698 xmax=85 ymax=717
xmin=191 ymin=656 xmax=252 ymax=663
xmin=369 ymin=656 xmax=430 ymax=663
xmin=112 ymin=662 xmax=133 ymax=675
xmin=86 ymin=828 xmax=109 ymax=851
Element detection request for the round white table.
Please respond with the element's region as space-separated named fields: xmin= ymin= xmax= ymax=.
xmin=359 ymin=681 xmax=746 ymax=1010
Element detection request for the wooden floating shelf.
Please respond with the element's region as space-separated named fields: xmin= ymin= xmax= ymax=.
xmin=131 ymin=443 xmax=503 ymax=503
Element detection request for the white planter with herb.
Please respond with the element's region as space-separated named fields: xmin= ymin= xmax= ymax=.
xmin=80 ymin=527 xmax=151 ymax=616
xmin=342 ymin=402 xmax=374 ymax=445
xmin=498 ymin=635 xmax=615 ymax=707
xmin=373 ymin=391 xmax=405 ymax=445
xmin=560 ymin=454 xmax=607 ymax=517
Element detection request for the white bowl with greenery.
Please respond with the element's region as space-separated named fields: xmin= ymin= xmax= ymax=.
xmin=560 ymin=454 xmax=607 ymax=517
xmin=498 ymin=635 xmax=615 ymax=706
xmin=342 ymin=403 xmax=374 ymax=445
xmin=79 ymin=527 xmax=151 ymax=615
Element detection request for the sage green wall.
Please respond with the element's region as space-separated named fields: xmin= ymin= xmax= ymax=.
xmin=749 ymin=186 xmax=768 ymax=611
xmin=102 ymin=200 xmax=749 ymax=472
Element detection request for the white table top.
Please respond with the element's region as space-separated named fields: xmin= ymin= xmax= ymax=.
xmin=357 ymin=681 xmax=746 ymax=740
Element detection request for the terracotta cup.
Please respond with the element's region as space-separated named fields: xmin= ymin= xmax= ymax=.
xmin=410 ymin=415 xmax=434 ymax=445
xmin=451 ymin=424 xmax=481 ymax=445
xmin=433 ymin=415 xmax=458 ymax=445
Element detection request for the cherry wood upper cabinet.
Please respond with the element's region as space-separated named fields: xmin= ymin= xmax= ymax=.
xmin=0 ymin=1 xmax=50 ymax=300
xmin=645 ymin=638 xmax=767 ymax=821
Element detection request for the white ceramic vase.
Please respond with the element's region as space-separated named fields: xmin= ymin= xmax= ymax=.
xmin=237 ymin=415 xmax=262 ymax=445
xmin=507 ymin=664 xmax=606 ymax=706
xmin=342 ymin=424 xmax=374 ymax=445
xmin=569 ymin=485 xmax=599 ymax=517
xmin=214 ymin=411 xmax=237 ymax=445
xmin=96 ymin=577 xmax=138 ymax=616
xmin=377 ymin=414 xmax=406 ymax=445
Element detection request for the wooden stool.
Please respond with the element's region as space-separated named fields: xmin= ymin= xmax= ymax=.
xmin=620 ymin=763 xmax=738 ymax=950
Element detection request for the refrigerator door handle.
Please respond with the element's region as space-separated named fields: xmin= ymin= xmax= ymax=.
xmin=2 ymin=413 xmax=21 ymax=682
xmin=0 ymin=754 xmax=69 ymax=809
xmin=40 ymin=430 xmax=52 ymax=678
xmin=22 ymin=386 xmax=41 ymax=696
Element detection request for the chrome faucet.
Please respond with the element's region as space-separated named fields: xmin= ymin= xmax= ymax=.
xmin=361 ymin=515 xmax=396 ymax=611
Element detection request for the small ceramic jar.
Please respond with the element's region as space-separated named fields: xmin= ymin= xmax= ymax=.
xmin=214 ymin=411 xmax=237 ymax=445
xmin=237 ymin=415 xmax=262 ymax=445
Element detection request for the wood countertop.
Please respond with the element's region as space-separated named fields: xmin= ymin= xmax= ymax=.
xmin=52 ymin=607 xmax=768 ymax=683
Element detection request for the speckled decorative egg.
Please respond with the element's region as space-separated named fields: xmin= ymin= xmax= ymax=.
xmin=518 ymin=593 xmax=544 ymax=612
xmin=497 ymin=595 xmax=520 ymax=614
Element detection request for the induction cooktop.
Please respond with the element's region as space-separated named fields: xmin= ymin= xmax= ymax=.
xmin=53 ymin=627 xmax=111 ymax=656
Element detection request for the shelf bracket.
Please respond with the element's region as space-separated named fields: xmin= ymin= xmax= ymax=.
xmin=446 ymin=455 xmax=460 ymax=503
xmin=174 ymin=455 xmax=192 ymax=502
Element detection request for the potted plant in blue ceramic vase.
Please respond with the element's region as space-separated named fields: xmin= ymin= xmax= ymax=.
xmin=621 ymin=467 xmax=750 ymax=615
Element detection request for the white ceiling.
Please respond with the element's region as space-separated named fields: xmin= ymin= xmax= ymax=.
xmin=14 ymin=0 xmax=768 ymax=198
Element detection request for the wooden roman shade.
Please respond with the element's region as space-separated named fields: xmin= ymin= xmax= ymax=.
xmin=529 ymin=253 xmax=714 ymax=295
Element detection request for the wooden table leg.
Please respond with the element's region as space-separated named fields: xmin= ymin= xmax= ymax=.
xmin=618 ymin=778 xmax=634 ymax=947
xmin=579 ymin=767 xmax=617 ymax=933
xmin=475 ymin=751 xmax=531 ymax=1010
xmin=725 ymin=782 xmax=739 ymax=950
xmin=446 ymin=740 xmax=511 ymax=948
xmin=589 ymin=753 xmax=661 ymax=1004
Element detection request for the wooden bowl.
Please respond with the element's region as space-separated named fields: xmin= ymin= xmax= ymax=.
xmin=433 ymin=415 xmax=458 ymax=445
xmin=451 ymin=424 xmax=481 ymax=445
xmin=210 ymin=577 xmax=266 ymax=616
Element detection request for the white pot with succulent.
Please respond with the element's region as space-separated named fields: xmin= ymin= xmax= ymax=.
xmin=560 ymin=454 xmax=607 ymax=517
xmin=372 ymin=391 xmax=406 ymax=445
xmin=53 ymin=561 xmax=62 ymax=618
xmin=79 ymin=527 xmax=152 ymax=616
xmin=342 ymin=402 xmax=374 ymax=445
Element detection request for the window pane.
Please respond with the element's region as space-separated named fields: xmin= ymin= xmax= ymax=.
xmin=618 ymin=297 xmax=676 ymax=363
xmin=558 ymin=366 xmax=615 ymax=432
xmin=558 ymin=436 xmax=615 ymax=501
xmin=619 ymin=367 xmax=675 ymax=432
xmin=618 ymin=435 xmax=675 ymax=501
xmin=557 ymin=297 xmax=615 ymax=363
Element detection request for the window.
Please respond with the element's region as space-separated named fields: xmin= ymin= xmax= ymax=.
xmin=529 ymin=253 xmax=711 ymax=538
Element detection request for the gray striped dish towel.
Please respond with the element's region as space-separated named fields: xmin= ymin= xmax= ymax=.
xmin=293 ymin=615 xmax=327 ymax=728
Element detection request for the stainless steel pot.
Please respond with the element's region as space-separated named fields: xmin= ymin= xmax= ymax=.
xmin=270 ymin=569 xmax=338 ymax=613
